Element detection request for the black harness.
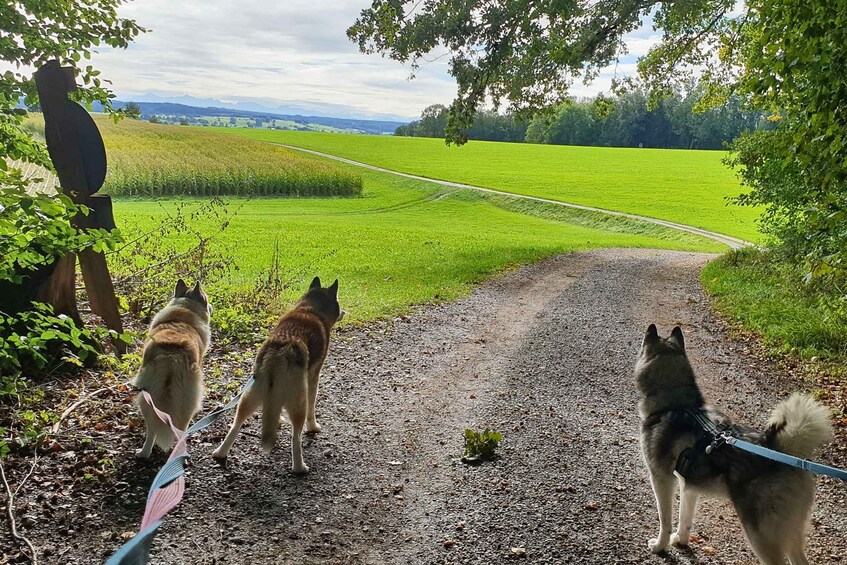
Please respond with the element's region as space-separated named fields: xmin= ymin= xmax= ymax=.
xmin=673 ymin=409 xmax=729 ymax=479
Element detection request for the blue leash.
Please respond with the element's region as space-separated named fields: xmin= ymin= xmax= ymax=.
xmin=686 ymin=408 xmax=846 ymax=482
xmin=104 ymin=377 xmax=254 ymax=565
xmin=725 ymin=436 xmax=847 ymax=481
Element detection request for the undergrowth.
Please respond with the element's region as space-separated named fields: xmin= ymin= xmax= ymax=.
xmin=703 ymin=247 xmax=847 ymax=359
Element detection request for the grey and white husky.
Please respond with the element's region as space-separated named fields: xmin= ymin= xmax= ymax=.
xmin=635 ymin=324 xmax=832 ymax=565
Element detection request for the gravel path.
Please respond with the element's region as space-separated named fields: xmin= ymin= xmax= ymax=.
xmin=20 ymin=249 xmax=845 ymax=564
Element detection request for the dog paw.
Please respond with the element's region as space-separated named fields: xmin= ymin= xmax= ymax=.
xmin=648 ymin=538 xmax=668 ymax=554
xmin=670 ymin=533 xmax=689 ymax=547
xmin=292 ymin=463 xmax=310 ymax=474
xmin=211 ymin=447 xmax=228 ymax=460
xmin=305 ymin=421 xmax=321 ymax=433
xmin=135 ymin=448 xmax=151 ymax=459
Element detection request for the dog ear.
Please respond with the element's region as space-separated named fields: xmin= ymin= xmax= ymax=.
xmin=175 ymin=279 xmax=189 ymax=298
xmin=310 ymin=276 xmax=321 ymax=290
xmin=670 ymin=326 xmax=685 ymax=349
xmin=328 ymin=279 xmax=339 ymax=297
xmin=190 ymin=281 xmax=208 ymax=303
xmin=643 ymin=324 xmax=659 ymax=347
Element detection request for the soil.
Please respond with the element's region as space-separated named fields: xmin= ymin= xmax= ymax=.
xmin=3 ymin=249 xmax=845 ymax=564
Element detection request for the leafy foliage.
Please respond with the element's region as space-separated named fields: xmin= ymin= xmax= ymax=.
xmin=0 ymin=182 xmax=117 ymax=283
xmin=348 ymin=0 xmax=657 ymax=144
xmin=462 ymin=428 xmax=502 ymax=464
xmin=0 ymin=303 xmax=108 ymax=374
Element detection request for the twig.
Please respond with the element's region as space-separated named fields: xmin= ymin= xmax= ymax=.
xmin=1 ymin=459 xmax=38 ymax=564
xmin=51 ymin=387 xmax=110 ymax=434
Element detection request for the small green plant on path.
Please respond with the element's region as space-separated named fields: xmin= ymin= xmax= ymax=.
xmin=462 ymin=428 xmax=502 ymax=465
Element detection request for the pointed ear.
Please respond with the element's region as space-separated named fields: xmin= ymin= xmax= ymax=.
xmin=175 ymin=279 xmax=189 ymax=298
xmin=328 ymin=279 xmax=339 ymax=297
xmin=643 ymin=324 xmax=659 ymax=347
xmin=670 ymin=326 xmax=685 ymax=349
xmin=191 ymin=281 xmax=202 ymax=295
xmin=309 ymin=276 xmax=321 ymax=290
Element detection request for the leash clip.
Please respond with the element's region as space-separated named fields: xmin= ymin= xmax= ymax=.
xmin=705 ymin=429 xmax=733 ymax=454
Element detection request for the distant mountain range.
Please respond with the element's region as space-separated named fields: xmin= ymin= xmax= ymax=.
xmin=97 ymin=100 xmax=407 ymax=135
xmin=117 ymin=93 xmax=414 ymax=123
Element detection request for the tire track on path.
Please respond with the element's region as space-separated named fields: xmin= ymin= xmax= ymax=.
xmin=277 ymin=144 xmax=751 ymax=250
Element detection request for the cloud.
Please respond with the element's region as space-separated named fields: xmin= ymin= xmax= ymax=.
xmin=85 ymin=0 xmax=454 ymax=118
xmin=3 ymin=2 xmax=658 ymax=118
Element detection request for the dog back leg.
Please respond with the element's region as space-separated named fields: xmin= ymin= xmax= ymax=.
xmin=647 ymin=473 xmax=676 ymax=553
xmin=287 ymin=401 xmax=308 ymax=474
xmin=787 ymin=548 xmax=809 ymax=565
xmin=743 ymin=531 xmax=789 ymax=565
xmin=784 ymin=520 xmax=810 ymax=565
xmin=212 ymin=386 xmax=263 ymax=460
xmin=305 ymin=366 xmax=322 ymax=433
xmin=281 ymin=369 xmax=309 ymax=473
xmin=671 ymin=475 xmax=698 ymax=547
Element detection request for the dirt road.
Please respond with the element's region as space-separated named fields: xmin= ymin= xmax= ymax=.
xmin=22 ymin=249 xmax=846 ymax=564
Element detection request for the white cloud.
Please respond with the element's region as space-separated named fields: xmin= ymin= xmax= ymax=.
xmin=5 ymin=2 xmax=661 ymax=118
xmin=85 ymin=0 xmax=455 ymax=119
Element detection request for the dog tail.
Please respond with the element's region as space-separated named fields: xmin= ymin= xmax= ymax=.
xmin=766 ymin=393 xmax=833 ymax=458
xmin=134 ymin=352 xmax=200 ymax=451
xmin=260 ymin=378 xmax=285 ymax=454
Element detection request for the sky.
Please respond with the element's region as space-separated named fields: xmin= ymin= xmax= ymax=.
xmin=78 ymin=2 xmax=659 ymax=121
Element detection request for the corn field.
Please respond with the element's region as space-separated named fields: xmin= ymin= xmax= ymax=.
xmin=94 ymin=117 xmax=363 ymax=197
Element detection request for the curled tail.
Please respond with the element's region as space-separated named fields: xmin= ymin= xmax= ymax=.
xmin=766 ymin=393 xmax=833 ymax=458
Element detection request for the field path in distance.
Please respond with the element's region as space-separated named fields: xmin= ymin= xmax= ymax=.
xmin=279 ymin=144 xmax=750 ymax=250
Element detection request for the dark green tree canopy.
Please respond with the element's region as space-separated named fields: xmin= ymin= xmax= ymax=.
xmin=348 ymin=0 xmax=732 ymax=143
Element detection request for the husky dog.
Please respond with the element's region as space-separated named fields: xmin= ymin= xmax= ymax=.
xmin=212 ymin=277 xmax=344 ymax=473
xmin=636 ymin=324 xmax=832 ymax=565
xmin=134 ymin=279 xmax=212 ymax=458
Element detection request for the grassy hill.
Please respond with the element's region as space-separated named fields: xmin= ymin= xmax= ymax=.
xmin=113 ymin=166 xmax=724 ymax=323
xmin=219 ymin=130 xmax=760 ymax=242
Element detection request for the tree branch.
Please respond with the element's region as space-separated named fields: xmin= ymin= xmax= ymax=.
xmin=1 ymin=457 xmax=39 ymax=565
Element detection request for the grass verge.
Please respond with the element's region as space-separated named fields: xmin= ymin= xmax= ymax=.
xmin=702 ymin=248 xmax=847 ymax=359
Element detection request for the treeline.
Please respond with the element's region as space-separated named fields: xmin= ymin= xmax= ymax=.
xmin=397 ymin=90 xmax=771 ymax=149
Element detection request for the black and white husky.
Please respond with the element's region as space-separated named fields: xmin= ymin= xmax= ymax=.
xmin=635 ymin=324 xmax=832 ymax=565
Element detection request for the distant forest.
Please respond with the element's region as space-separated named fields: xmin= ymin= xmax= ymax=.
xmin=396 ymin=89 xmax=774 ymax=150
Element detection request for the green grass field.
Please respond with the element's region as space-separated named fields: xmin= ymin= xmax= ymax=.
xmin=217 ymin=129 xmax=761 ymax=242
xmin=703 ymin=249 xmax=847 ymax=358
xmin=113 ymin=164 xmax=724 ymax=324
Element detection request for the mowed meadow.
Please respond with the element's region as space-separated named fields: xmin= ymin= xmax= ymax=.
xmin=220 ymin=129 xmax=761 ymax=242
xmin=94 ymin=118 xmax=730 ymax=323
